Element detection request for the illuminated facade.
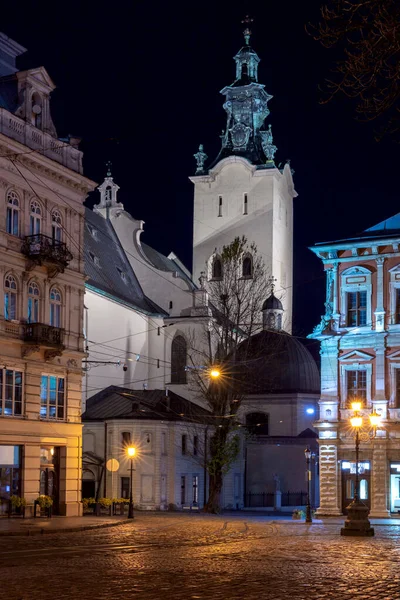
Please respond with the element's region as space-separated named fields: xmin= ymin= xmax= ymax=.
xmin=310 ymin=215 xmax=400 ymax=516
xmin=0 ymin=33 xmax=95 ymax=516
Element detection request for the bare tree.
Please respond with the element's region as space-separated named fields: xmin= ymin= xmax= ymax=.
xmin=308 ymin=0 xmax=400 ymax=138
xmin=186 ymin=236 xmax=271 ymax=513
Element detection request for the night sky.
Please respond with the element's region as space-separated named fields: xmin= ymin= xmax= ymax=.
xmin=3 ymin=1 xmax=399 ymax=339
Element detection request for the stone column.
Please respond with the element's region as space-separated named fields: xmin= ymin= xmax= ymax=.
xmin=374 ymin=257 xmax=385 ymax=332
xmin=369 ymin=438 xmax=390 ymax=517
xmin=315 ymin=441 xmax=342 ymax=516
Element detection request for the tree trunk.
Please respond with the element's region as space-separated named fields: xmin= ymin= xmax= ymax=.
xmin=204 ymin=470 xmax=223 ymax=514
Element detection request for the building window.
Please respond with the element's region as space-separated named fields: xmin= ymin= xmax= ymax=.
xmin=169 ymin=301 xmax=173 ymax=310
xmin=40 ymin=375 xmax=65 ymax=420
xmin=218 ymin=195 xmax=223 ymax=217
xmin=0 ymin=369 xmax=23 ymax=416
xmin=181 ymin=434 xmax=187 ymax=455
xmin=192 ymin=475 xmax=199 ymax=504
xmin=121 ymin=477 xmax=130 ymax=499
xmin=347 ymin=291 xmax=367 ymax=327
xmin=246 ymin=412 xmax=269 ymax=435
xmin=116 ymin=267 xmax=127 ymax=283
xmin=396 ymin=370 xmax=400 ymax=408
xmin=49 ymin=287 xmax=62 ymax=328
xmin=4 ymin=274 xmax=17 ymax=321
xmin=161 ymin=432 xmax=167 ymax=454
xmin=242 ymin=255 xmax=253 ymax=278
xmin=6 ymin=190 xmax=19 ymax=236
xmin=346 ymin=370 xmax=367 ymax=406
xmin=105 ymin=186 xmax=112 ymax=204
xmin=121 ymin=431 xmax=131 ymax=447
xmin=180 ymin=475 xmax=186 ymax=504
xmin=51 ymin=210 xmax=62 ymax=242
xmin=243 ymin=193 xmax=248 ymax=215
xmin=27 ymin=281 xmax=40 ymax=323
xmin=212 ymin=257 xmax=222 ymax=280
xmin=396 ymin=288 xmax=400 ymax=324
xmin=193 ymin=436 xmax=198 ymax=456
xmin=29 ymin=200 xmax=42 ymax=235
xmin=171 ymin=335 xmax=187 ymax=384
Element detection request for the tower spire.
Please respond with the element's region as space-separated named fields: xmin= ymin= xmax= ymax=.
xmin=241 ymin=15 xmax=253 ymax=46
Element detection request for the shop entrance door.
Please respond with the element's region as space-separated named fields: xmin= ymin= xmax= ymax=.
xmin=40 ymin=447 xmax=60 ymax=514
xmin=341 ymin=461 xmax=370 ymax=515
xmin=390 ymin=464 xmax=400 ymax=514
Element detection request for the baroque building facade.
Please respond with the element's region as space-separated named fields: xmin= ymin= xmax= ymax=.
xmin=310 ymin=214 xmax=400 ymax=517
xmin=0 ymin=33 xmax=95 ymax=515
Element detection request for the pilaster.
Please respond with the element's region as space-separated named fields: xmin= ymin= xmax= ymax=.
xmin=374 ymin=257 xmax=385 ymax=332
xmin=315 ymin=441 xmax=342 ymax=516
xmin=369 ymin=438 xmax=390 ymax=517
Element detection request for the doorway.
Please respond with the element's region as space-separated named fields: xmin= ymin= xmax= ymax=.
xmin=40 ymin=447 xmax=59 ymax=514
xmin=341 ymin=461 xmax=370 ymax=514
xmin=390 ymin=464 xmax=400 ymax=513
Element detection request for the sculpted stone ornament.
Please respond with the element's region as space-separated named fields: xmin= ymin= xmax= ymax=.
xmin=229 ymin=122 xmax=251 ymax=149
xmin=21 ymin=345 xmax=40 ymax=358
xmin=260 ymin=124 xmax=277 ymax=162
xmin=193 ymin=144 xmax=208 ymax=174
xmin=45 ymin=349 xmax=63 ymax=362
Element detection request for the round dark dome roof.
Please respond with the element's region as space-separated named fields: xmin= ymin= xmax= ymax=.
xmin=262 ymin=293 xmax=283 ymax=311
xmin=233 ymin=330 xmax=320 ymax=395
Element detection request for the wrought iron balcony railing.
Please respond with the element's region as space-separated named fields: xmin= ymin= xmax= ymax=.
xmin=21 ymin=234 xmax=73 ymax=274
xmin=23 ymin=323 xmax=65 ymax=347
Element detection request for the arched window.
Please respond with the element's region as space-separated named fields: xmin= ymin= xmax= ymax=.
xmin=242 ymin=255 xmax=253 ymax=278
xmin=6 ymin=190 xmax=19 ymax=236
xmin=51 ymin=210 xmax=62 ymax=242
xmin=212 ymin=257 xmax=222 ymax=280
xmin=105 ymin=186 xmax=112 ymax=204
xmin=171 ymin=335 xmax=187 ymax=384
xmin=28 ymin=281 xmax=40 ymax=323
xmin=31 ymin=92 xmax=42 ymax=129
xmin=50 ymin=287 xmax=62 ymax=328
xmin=246 ymin=412 xmax=269 ymax=436
xmin=30 ymin=200 xmax=42 ymax=235
xmin=4 ymin=274 xmax=17 ymax=320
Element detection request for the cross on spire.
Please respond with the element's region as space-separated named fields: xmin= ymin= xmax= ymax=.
xmin=241 ymin=15 xmax=253 ymax=45
xmin=106 ymin=161 xmax=112 ymax=177
xmin=268 ymin=276 xmax=277 ymax=293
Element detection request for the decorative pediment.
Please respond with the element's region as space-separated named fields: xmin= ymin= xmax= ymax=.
xmin=341 ymin=266 xmax=372 ymax=276
xmin=339 ymin=350 xmax=374 ymax=362
xmin=388 ymin=264 xmax=400 ymax=273
xmin=388 ymin=350 xmax=400 ymax=360
xmin=17 ymin=66 xmax=56 ymax=92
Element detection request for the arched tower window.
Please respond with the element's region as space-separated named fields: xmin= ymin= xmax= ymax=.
xmin=105 ymin=186 xmax=112 ymax=204
xmin=242 ymin=255 xmax=253 ymax=278
xmin=171 ymin=335 xmax=187 ymax=384
xmin=4 ymin=274 xmax=17 ymax=320
xmin=6 ymin=190 xmax=19 ymax=236
xmin=212 ymin=257 xmax=222 ymax=280
xmin=31 ymin=92 xmax=42 ymax=129
xmin=51 ymin=210 xmax=62 ymax=242
xmin=50 ymin=287 xmax=62 ymax=328
xmin=30 ymin=200 xmax=42 ymax=235
xmin=246 ymin=412 xmax=269 ymax=436
xmin=28 ymin=281 xmax=40 ymax=323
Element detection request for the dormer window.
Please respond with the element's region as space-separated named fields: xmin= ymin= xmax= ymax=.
xmin=89 ymin=252 xmax=100 ymax=267
xmin=116 ymin=267 xmax=127 ymax=283
xmin=86 ymin=223 xmax=98 ymax=240
xmin=105 ymin=186 xmax=112 ymax=204
xmin=31 ymin=92 xmax=42 ymax=129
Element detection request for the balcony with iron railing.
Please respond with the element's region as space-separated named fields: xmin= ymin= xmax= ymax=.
xmin=22 ymin=322 xmax=64 ymax=347
xmin=21 ymin=234 xmax=73 ymax=275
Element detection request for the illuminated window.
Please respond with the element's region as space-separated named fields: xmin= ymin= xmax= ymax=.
xmin=29 ymin=200 xmax=42 ymax=235
xmin=0 ymin=368 xmax=23 ymax=416
xmin=49 ymin=287 xmax=62 ymax=328
xmin=171 ymin=336 xmax=187 ymax=384
xmin=4 ymin=274 xmax=17 ymax=320
xmin=27 ymin=281 xmax=40 ymax=323
xmin=346 ymin=370 xmax=367 ymax=406
xmin=243 ymin=193 xmax=248 ymax=215
xmin=40 ymin=375 xmax=65 ymax=420
xmin=218 ymin=195 xmax=222 ymax=217
xmin=51 ymin=210 xmax=62 ymax=242
xmin=360 ymin=479 xmax=368 ymax=500
xmin=6 ymin=190 xmax=19 ymax=236
xmin=347 ymin=291 xmax=367 ymax=327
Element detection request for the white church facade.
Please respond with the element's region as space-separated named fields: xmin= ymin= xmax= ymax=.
xmin=82 ymin=26 xmax=320 ymax=511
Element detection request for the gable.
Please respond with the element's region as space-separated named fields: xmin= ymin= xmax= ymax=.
xmin=339 ymin=350 xmax=374 ymax=361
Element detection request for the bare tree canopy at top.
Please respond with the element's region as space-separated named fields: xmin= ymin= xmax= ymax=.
xmin=309 ymin=0 xmax=400 ymax=139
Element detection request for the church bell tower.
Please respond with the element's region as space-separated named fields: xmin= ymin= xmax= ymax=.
xmin=190 ymin=19 xmax=297 ymax=331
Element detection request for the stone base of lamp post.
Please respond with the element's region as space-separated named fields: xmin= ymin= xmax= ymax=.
xmin=340 ymin=499 xmax=374 ymax=537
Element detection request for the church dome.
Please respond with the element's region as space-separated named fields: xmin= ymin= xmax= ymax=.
xmin=233 ymin=330 xmax=320 ymax=395
xmin=262 ymin=293 xmax=283 ymax=311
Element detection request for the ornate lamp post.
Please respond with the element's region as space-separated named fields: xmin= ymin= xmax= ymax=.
xmin=340 ymin=402 xmax=381 ymax=537
xmin=304 ymin=446 xmax=312 ymax=523
xmin=126 ymin=445 xmax=136 ymax=519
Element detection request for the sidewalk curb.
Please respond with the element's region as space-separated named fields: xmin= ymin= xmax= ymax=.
xmin=0 ymin=519 xmax=132 ymax=537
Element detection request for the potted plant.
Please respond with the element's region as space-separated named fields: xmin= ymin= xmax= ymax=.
xmin=35 ymin=494 xmax=53 ymax=518
xmin=112 ymin=498 xmax=129 ymax=515
xmin=98 ymin=497 xmax=113 ymax=516
xmin=292 ymin=509 xmax=303 ymax=520
xmin=82 ymin=497 xmax=97 ymax=513
xmin=9 ymin=495 xmax=27 ymax=518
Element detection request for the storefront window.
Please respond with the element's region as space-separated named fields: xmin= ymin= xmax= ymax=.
xmin=0 ymin=445 xmax=21 ymax=514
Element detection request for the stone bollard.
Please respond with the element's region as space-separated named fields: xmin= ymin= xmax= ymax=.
xmin=274 ymin=490 xmax=282 ymax=512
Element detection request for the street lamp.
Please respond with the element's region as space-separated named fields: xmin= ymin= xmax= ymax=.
xmin=340 ymin=402 xmax=381 ymax=537
xmin=126 ymin=445 xmax=136 ymax=519
xmin=209 ymin=367 xmax=221 ymax=379
xmin=304 ymin=446 xmax=312 ymax=523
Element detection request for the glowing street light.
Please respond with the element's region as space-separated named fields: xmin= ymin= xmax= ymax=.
xmin=210 ymin=368 xmax=221 ymax=379
xmin=126 ymin=445 xmax=136 ymax=519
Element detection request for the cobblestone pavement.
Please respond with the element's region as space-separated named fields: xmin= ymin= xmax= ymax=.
xmin=2 ymin=513 xmax=400 ymax=600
